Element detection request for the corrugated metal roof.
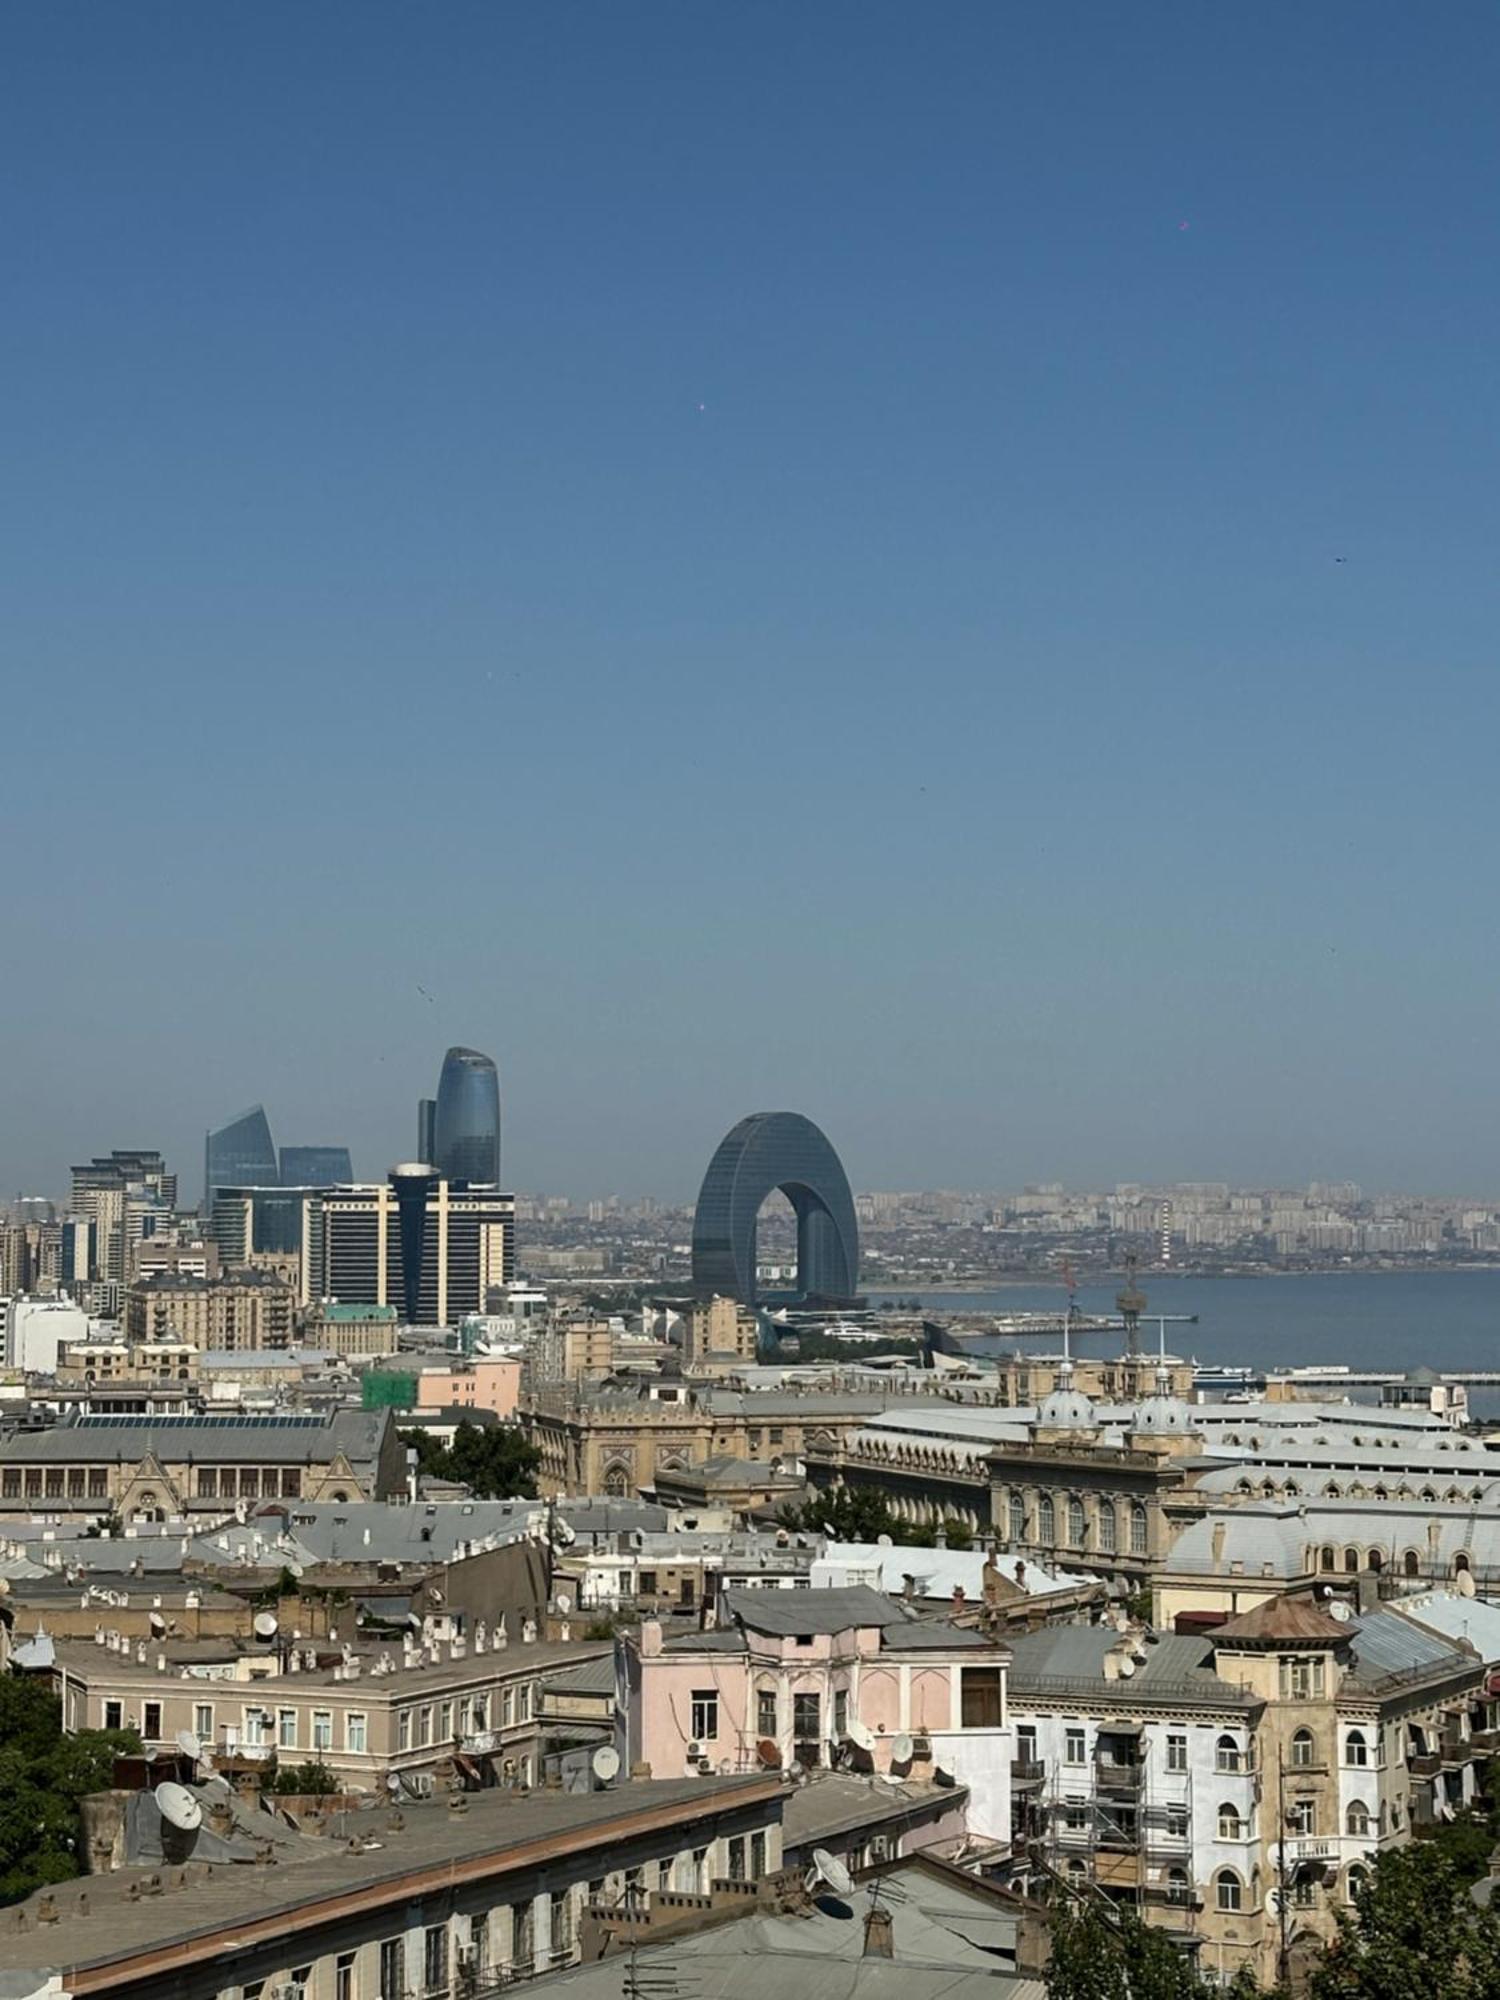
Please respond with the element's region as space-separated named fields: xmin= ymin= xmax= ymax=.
xmin=723 ymin=1585 xmax=909 ymax=1635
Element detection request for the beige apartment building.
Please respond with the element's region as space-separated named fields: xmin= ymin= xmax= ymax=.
xmin=47 ymin=1632 xmax=610 ymax=1790
xmin=683 ymin=1295 xmax=759 ymax=1365
xmin=300 ymin=1299 xmax=402 ymax=1356
xmin=125 ymin=1270 xmax=297 ymax=1349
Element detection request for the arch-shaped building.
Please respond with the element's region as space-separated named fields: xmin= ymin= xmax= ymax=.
xmin=690 ymin=1111 xmax=859 ymax=1305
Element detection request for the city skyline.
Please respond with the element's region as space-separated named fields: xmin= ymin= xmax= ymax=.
xmin=8 ymin=6 xmax=1500 ymax=1201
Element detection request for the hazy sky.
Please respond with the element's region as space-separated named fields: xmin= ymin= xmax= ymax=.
xmin=6 ymin=4 xmax=1500 ymax=1204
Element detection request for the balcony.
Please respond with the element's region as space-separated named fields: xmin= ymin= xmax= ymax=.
xmin=1012 ymin=1759 xmax=1047 ymax=1789
xmin=1094 ymin=1757 xmax=1144 ymax=1793
xmin=1441 ymin=1737 xmax=1472 ymax=1768
xmin=1408 ymin=1751 xmax=1442 ymax=1778
xmin=1471 ymin=1728 xmax=1500 ymax=1752
xmin=1285 ymin=1838 xmax=1338 ymax=1868
xmin=1093 ymin=1850 xmax=1143 ymax=1890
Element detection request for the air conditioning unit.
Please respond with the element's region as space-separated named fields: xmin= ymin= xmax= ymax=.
xmin=407 ymin=1771 xmax=435 ymax=1799
xmin=456 ymin=1942 xmax=481 ymax=1968
xmin=696 ymin=1757 xmax=714 ymax=1775
xmin=269 ymin=1986 xmax=303 ymax=2000
xmin=686 ymin=1742 xmax=701 ymax=1760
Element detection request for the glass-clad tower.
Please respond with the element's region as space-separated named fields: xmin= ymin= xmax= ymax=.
xmin=204 ymin=1105 xmax=278 ymax=1211
xmin=432 ymin=1047 xmax=501 ymax=1186
xmin=279 ymin=1145 xmax=353 ymax=1187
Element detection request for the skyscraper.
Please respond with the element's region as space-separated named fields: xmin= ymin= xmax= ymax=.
xmin=416 ymin=1099 xmax=437 ymax=1165
xmin=204 ymin=1106 xmax=278 ymax=1211
xmin=432 ymin=1046 xmax=501 ymax=1186
xmin=279 ymin=1146 xmax=353 ymax=1187
xmin=309 ymin=1173 xmax=515 ymax=1324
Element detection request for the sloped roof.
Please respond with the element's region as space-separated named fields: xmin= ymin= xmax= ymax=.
xmin=1213 ymin=1596 xmax=1352 ymax=1646
xmin=722 ymin=1584 xmax=910 ymax=1636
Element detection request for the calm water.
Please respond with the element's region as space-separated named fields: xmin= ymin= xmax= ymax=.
xmin=866 ymin=1270 xmax=1500 ymax=1417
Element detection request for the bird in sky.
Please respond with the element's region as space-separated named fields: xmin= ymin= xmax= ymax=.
xmin=416 ymin=984 xmax=436 ymax=1004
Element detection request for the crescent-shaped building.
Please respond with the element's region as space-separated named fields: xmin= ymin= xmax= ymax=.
xmin=690 ymin=1111 xmax=859 ymax=1306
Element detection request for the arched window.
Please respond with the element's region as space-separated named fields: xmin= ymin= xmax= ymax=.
xmin=1291 ymin=1729 xmax=1315 ymax=1769
xmin=1445 ymin=1488 xmax=1461 ymax=1504
xmin=1346 ymin=1802 xmax=1371 ymax=1837
xmin=1065 ymin=1857 xmax=1087 ymax=1886
xmin=1319 ymin=1546 xmax=1336 ymax=1572
xmin=1215 ymin=1734 xmax=1241 ymax=1773
xmin=1217 ymin=1802 xmax=1244 ymax=1840
xmin=1009 ymin=1492 xmax=1026 ymax=1543
xmin=1348 ymin=1482 xmax=1366 ymax=1500
xmin=1403 ymin=1549 xmax=1421 ymax=1577
xmin=1038 ymin=1494 xmax=1056 ymax=1544
xmin=1456 ymin=1553 xmax=1473 ymax=1576
xmin=1215 ymin=1870 xmax=1243 ymax=1913
xmin=1373 ymin=1486 xmax=1389 ymax=1502
xmin=1260 ymin=1480 xmax=1277 ymax=1499
xmin=1347 ymin=1865 xmax=1368 ymax=1905
xmin=1284 ymin=1481 xmax=1299 ymax=1498
xmin=1345 ymin=1729 xmax=1368 ymax=1768
xmin=1420 ymin=1488 xmax=1437 ymax=1504
xmin=1343 ymin=1547 xmax=1360 ymax=1573
xmin=1367 ymin=1549 xmax=1383 ymax=1572
xmin=603 ymin=1464 xmax=630 ymax=1498
xmin=1236 ymin=1479 xmax=1254 ymax=1497
xmin=1067 ymin=1494 xmax=1086 ymax=1547
xmin=1129 ymin=1502 xmax=1148 ymax=1556
xmin=1166 ymin=1868 xmax=1190 ymax=1905
xmin=1097 ymin=1500 xmax=1117 ymax=1554
xmin=1324 ymin=1483 xmax=1342 ymax=1500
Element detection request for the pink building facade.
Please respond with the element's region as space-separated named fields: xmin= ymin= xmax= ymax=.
xmin=622 ymin=1584 xmax=1013 ymax=1840
xmin=415 ymin=1358 xmax=521 ymax=1417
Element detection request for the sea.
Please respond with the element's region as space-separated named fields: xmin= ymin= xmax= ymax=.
xmin=864 ymin=1270 xmax=1500 ymax=1419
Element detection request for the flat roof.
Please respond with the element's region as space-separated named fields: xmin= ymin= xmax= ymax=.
xmin=0 ymin=1776 xmax=783 ymax=1979
xmin=47 ymin=1633 xmax=612 ymax=1695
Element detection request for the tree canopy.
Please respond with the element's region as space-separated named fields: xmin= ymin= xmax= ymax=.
xmin=1309 ymin=1842 xmax=1500 ymax=2000
xmin=777 ymin=1486 xmax=974 ymax=1550
xmin=0 ymin=1677 xmax=140 ymax=1904
xmin=400 ymin=1421 xmax=540 ymax=1499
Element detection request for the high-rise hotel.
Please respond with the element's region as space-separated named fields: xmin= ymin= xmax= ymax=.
xmin=308 ymin=1168 xmax=514 ymax=1325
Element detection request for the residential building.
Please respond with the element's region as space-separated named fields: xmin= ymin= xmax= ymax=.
xmin=361 ymin=1354 xmax=521 ymax=1417
xmin=300 ymin=1299 xmax=401 ymax=1357
xmin=5 ymin=1293 xmax=89 ymax=1373
xmin=125 ymin=1269 xmax=297 ymax=1349
xmin=623 ymin=1584 xmax=1012 ymax=1838
xmin=684 ymin=1295 xmax=760 ymax=1365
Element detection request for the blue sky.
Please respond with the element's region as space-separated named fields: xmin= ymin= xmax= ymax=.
xmin=5 ymin=3 xmax=1500 ymax=1201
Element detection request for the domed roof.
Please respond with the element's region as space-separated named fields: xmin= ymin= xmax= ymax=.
xmin=1037 ymin=1385 xmax=1096 ymax=1430
xmin=1131 ymin=1391 xmax=1193 ymax=1434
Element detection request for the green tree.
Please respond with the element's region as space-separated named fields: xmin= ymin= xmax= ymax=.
xmin=398 ymin=1422 xmax=540 ymax=1499
xmin=1308 ymin=1841 xmax=1500 ymax=2000
xmin=0 ymin=1678 xmax=139 ymax=1904
xmin=1045 ymin=1898 xmax=1209 ymax=2000
xmin=268 ymin=1761 xmax=339 ymax=1796
xmin=779 ymin=1487 xmax=901 ymax=1542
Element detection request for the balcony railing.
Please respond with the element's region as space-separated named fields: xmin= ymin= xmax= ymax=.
xmin=1094 ymin=1757 xmax=1144 ymax=1792
xmin=1284 ymin=1838 xmax=1338 ymax=1867
xmin=1012 ymin=1759 xmax=1046 ymax=1788
xmin=1408 ymin=1751 xmax=1442 ymax=1778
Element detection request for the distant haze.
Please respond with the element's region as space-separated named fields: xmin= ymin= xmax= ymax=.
xmin=5 ymin=5 xmax=1500 ymax=1202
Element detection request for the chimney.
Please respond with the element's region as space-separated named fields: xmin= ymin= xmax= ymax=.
xmin=640 ymin=1619 xmax=663 ymax=1658
xmin=951 ymin=1585 xmax=966 ymax=1616
xmin=863 ymin=1905 xmax=895 ymax=1959
xmin=1211 ymin=1521 xmax=1226 ymax=1564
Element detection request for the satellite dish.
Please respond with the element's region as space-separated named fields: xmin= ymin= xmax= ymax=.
xmin=154 ymin=1782 xmax=203 ymax=1833
xmin=149 ymin=1611 xmax=167 ymax=1636
xmin=1117 ymin=1655 xmax=1136 ymax=1677
xmin=890 ymin=1732 xmax=915 ymax=1767
xmin=1458 ymin=1569 xmax=1478 ymax=1599
xmin=175 ymin=1730 xmax=202 ymax=1761
xmin=591 ymin=1745 xmax=620 ymax=1784
xmin=556 ymin=1592 xmax=572 ymax=1615
xmin=810 ymin=1848 xmax=855 ymax=1897
xmin=756 ymin=1738 xmax=782 ymax=1770
xmin=876 ymin=1534 xmax=894 ymax=1547
xmin=386 ymin=1772 xmax=403 ymax=1794
xmin=252 ymin=1611 xmax=279 ymax=1640
xmin=1328 ymin=1601 xmax=1353 ymax=1623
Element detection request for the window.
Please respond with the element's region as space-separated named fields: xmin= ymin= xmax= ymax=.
xmin=336 ymin=1951 xmax=356 ymax=2000
xmin=1343 ymin=1547 xmax=1360 ymax=1573
xmin=199 ymin=1468 xmax=218 ymax=1498
xmin=313 ymin=1710 xmax=333 ymax=1752
xmin=961 ymin=1668 xmax=1003 ymax=1728
xmin=503 ymin=1686 xmax=516 ymax=1727
xmin=1016 ymin=1724 xmax=1037 ymax=1764
xmin=750 ymin=1832 xmax=766 ymax=1879
xmin=1403 ymin=1549 xmax=1421 ymax=1577
xmin=418 ymin=1704 xmax=433 ymax=1747
xmin=833 ymin=1688 xmax=848 ymax=1738
xmin=243 ymin=1707 xmax=267 ymax=1749
xmin=638 ymin=1571 xmax=657 ymax=1596
xmin=88 ymin=1468 xmax=108 ymax=1497
xmin=278 ymin=1709 xmax=298 ymax=1750
xmin=1290 ymin=1728 xmax=1315 ymax=1769
xmin=143 ymin=1701 xmax=162 ymax=1741
xmin=1166 ymin=1869 xmax=1190 ymax=1905
xmin=1009 ymin=1493 xmax=1026 ymax=1542
xmin=1347 ymin=1865 xmax=1368 ymax=1905
xmin=1292 ymin=1873 xmax=1317 ymax=1909
xmin=424 ymin=1923 xmax=448 ymax=1993
xmin=1067 ymin=1495 xmax=1086 ymax=1547
xmin=1279 ymin=1656 xmax=1325 ymax=1700
xmin=691 ymin=1690 xmax=719 ymax=1742
xmin=1218 ymin=1803 xmax=1244 ymax=1840
xmin=379 ymin=1938 xmax=405 ymax=2000
xmin=438 ymin=1701 xmax=452 ymax=1743
xmin=104 ymin=1701 xmax=123 ymax=1731
xmin=757 ymin=1686 xmax=777 ymax=1738
xmin=1215 ymin=1870 xmax=1243 ymax=1913
xmin=1346 ymin=1729 xmax=1369 ymax=1767
xmin=1215 ymin=1735 xmax=1242 ymax=1773
xmin=1166 ymin=1803 xmax=1189 ymax=1839
xmin=1286 ymin=1799 xmax=1315 ymax=1836
xmin=1129 ymin=1502 xmax=1148 ymax=1556
xmin=1065 ymin=1728 xmax=1086 ymax=1765
xmin=551 ymin=1887 xmax=575 ymax=1956
xmin=1037 ymin=1495 xmax=1055 ymax=1543
xmin=727 ymin=1835 xmax=746 ymax=1880
xmin=1347 ymin=1801 xmax=1371 ymax=1837
xmin=1097 ymin=1501 xmax=1116 ymax=1554
xmin=291 ymin=1969 xmax=312 ymax=1996
xmin=346 ymin=1711 xmax=367 ymax=1754
xmin=512 ymin=1898 xmax=535 ymax=1968
xmin=398 ymin=1710 xmax=412 ymax=1752
xmin=519 ymin=1683 xmax=533 ymax=1721
xmin=194 ymin=1702 xmax=213 ymax=1742
xmin=793 ymin=1692 xmax=822 ymax=1752
xmin=692 ymin=1846 xmax=709 ymax=1893
xmin=1166 ymin=1733 xmax=1187 ymax=1773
